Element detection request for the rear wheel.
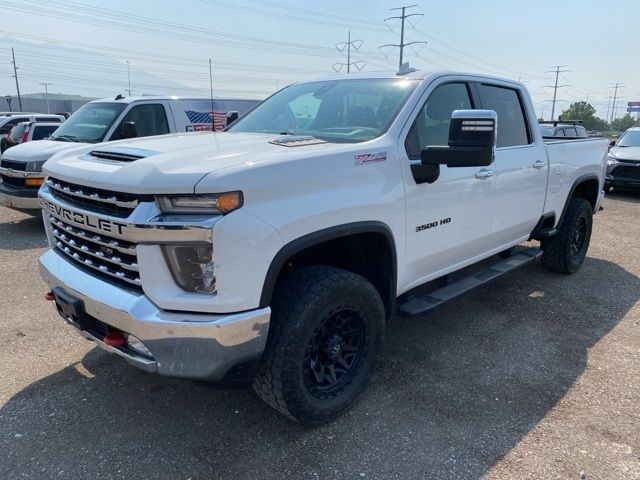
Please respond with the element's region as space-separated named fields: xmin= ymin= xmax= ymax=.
xmin=253 ymin=265 xmax=385 ymax=425
xmin=541 ymin=198 xmax=593 ymax=274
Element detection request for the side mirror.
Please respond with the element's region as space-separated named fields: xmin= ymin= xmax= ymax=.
xmin=609 ymin=140 xmax=616 ymax=148
xmin=122 ymin=121 xmax=137 ymax=139
xmin=226 ymin=111 xmax=239 ymax=127
xmin=421 ymin=110 xmax=497 ymax=168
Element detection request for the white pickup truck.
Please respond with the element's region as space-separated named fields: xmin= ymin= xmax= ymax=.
xmin=0 ymin=96 xmax=258 ymax=212
xmin=37 ymin=69 xmax=608 ymax=425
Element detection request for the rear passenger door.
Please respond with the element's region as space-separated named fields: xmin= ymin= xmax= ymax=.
xmin=475 ymin=83 xmax=547 ymax=245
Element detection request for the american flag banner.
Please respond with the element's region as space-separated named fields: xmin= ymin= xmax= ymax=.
xmin=185 ymin=110 xmax=228 ymax=131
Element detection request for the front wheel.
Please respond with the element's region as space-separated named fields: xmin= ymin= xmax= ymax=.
xmin=253 ymin=265 xmax=385 ymax=425
xmin=541 ymin=198 xmax=593 ymax=274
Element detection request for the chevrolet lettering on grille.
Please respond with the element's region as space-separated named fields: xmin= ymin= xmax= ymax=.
xmin=39 ymin=196 xmax=128 ymax=236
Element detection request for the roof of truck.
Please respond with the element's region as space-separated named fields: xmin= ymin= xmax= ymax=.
xmin=306 ymin=69 xmax=524 ymax=87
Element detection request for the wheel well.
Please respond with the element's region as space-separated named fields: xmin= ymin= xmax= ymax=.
xmin=260 ymin=228 xmax=396 ymax=318
xmin=571 ymin=177 xmax=599 ymax=211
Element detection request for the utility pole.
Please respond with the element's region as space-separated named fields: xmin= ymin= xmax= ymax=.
xmin=333 ymin=31 xmax=365 ymax=73
xmin=379 ymin=5 xmax=427 ymax=69
xmin=608 ymin=83 xmax=624 ymax=124
xmin=208 ymin=58 xmax=214 ymax=124
xmin=605 ymin=96 xmax=613 ymax=124
xmin=126 ymin=60 xmax=133 ymax=96
xmin=40 ymin=82 xmax=52 ymax=113
xmin=11 ymin=47 xmax=22 ymax=111
xmin=543 ymin=65 xmax=570 ymax=121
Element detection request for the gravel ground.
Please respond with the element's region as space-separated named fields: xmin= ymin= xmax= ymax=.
xmin=0 ymin=192 xmax=638 ymax=480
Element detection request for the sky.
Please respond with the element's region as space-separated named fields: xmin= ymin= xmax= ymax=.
xmin=0 ymin=0 xmax=638 ymax=120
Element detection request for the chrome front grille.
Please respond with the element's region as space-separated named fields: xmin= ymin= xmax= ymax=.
xmin=45 ymin=177 xmax=151 ymax=218
xmin=47 ymin=214 xmax=142 ymax=290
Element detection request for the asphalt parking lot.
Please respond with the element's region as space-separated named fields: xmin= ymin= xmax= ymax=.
xmin=1 ymin=193 xmax=639 ymax=480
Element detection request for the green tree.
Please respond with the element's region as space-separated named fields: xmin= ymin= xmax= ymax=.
xmin=558 ymin=101 xmax=608 ymax=131
xmin=611 ymin=114 xmax=637 ymax=132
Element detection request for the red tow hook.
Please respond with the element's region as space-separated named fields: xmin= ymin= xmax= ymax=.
xmin=103 ymin=331 xmax=126 ymax=347
xmin=44 ymin=291 xmax=55 ymax=301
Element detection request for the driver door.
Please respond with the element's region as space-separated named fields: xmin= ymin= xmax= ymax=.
xmin=401 ymin=81 xmax=496 ymax=287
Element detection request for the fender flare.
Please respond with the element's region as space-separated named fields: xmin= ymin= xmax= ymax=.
xmin=259 ymin=221 xmax=397 ymax=309
xmin=557 ymin=173 xmax=600 ymax=227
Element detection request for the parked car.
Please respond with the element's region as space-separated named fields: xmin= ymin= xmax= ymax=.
xmin=0 ymin=96 xmax=259 ymax=211
xmin=539 ymin=121 xmax=588 ymax=138
xmin=0 ymin=121 xmax=62 ymax=153
xmin=37 ymin=69 xmax=608 ymax=425
xmin=0 ymin=113 xmax=64 ymax=140
xmin=605 ymin=127 xmax=640 ymax=192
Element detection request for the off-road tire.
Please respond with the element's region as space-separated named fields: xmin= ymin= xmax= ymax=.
xmin=541 ymin=197 xmax=593 ymax=274
xmin=253 ymin=265 xmax=385 ymax=426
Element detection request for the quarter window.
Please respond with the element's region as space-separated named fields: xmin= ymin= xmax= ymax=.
xmin=405 ymin=82 xmax=472 ymax=158
xmin=477 ymin=84 xmax=529 ymax=147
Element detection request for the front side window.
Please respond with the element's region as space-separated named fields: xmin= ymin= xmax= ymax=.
xmin=405 ymin=82 xmax=472 ymax=158
xmin=51 ymin=103 xmax=126 ymax=143
xmin=229 ymin=78 xmax=418 ymax=143
xmin=477 ymin=84 xmax=529 ymax=147
xmin=111 ymin=104 xmax=169 ymax=140
xmin=32 ymin=125 xmax=59 ymax=140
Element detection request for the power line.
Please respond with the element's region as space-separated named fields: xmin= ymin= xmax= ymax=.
xmin=379 ymin=5 xmax=427 ymax=69
xmin=543 ymin=65 xmax=570 ymax=121
xmin=333 ymin=31 xmax=365 ymax=73
xmin=11 ymin=47 xmax=22 ymax=110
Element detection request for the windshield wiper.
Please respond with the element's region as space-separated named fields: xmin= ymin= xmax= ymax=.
xmin=52 ymin=134 xmax=79 ymax=142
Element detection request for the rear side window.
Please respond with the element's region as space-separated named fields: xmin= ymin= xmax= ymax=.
xmin=555 ymin=129 xmax=565 ymax=137
xmin=10 ymin=123 xmax=27 ymax=140
xmin=32 ymin=125 xmax=59 ymax=140
xmin=564 ymin=127 xmax=577 ymax=137
xmin=477 ymin=84 xmax=529 ymax=147
xmin=405 ymin=82 xmax=472 ymax=158
xmin=36 ymin=116 xmax=62 ymax=122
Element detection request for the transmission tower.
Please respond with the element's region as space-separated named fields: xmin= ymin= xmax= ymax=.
xmin=543 ymin=65 xmax=570 ymax=121
xmin=379 ymin=5 xmax=427 ymax=69
xmin=333 ymin=31 xmax=365 ymax=73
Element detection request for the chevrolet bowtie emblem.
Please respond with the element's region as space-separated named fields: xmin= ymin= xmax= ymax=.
xmin=5 ymin=169 xmax=13 ymax=177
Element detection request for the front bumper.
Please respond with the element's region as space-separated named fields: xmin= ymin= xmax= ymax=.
xmin=604 ymin=173 xmax=640 ymax=189
xmin=0 ymin=181 xmax=41 ymax=210
xmin=39 ymin=249 xmax=271 ymax=381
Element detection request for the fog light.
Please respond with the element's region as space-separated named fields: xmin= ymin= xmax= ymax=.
xmin=126 ymin=334 xmax=153 ymax=358
xmin=162 ymin=245 xmax=216 ymax=293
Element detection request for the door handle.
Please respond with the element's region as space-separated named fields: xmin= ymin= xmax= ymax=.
xmin=533 ymin=160 xmax=547 ymax=169
xmin=475 ymin=168 xmax=494 ymax=179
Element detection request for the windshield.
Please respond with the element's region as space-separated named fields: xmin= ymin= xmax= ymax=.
xmin=50 ymin=102 xmax=126 ymax=143
xmin=618 ymin=130 xmax=640 ymax=147
xmin=228 ymin=78 xmax=418 ymax=143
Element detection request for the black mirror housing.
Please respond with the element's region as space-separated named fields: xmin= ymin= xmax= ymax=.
xmin=609 ymin=140 xmax=616 ymax=148
xmin=226 ymin=111 xmax=239 ymax=127
xmin=422 ymin=109 xmax=497 ymax=168
xmin=122 ymin=121 xmax=137 ymax=139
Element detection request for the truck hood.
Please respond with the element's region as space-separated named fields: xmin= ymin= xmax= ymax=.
xmin=43 ymin=131 xmax=363 ymax=194
xmin=2 ymin=140 xmax=89 ymax=167
xmin=610 ymin=146 xmax=640 ymax=162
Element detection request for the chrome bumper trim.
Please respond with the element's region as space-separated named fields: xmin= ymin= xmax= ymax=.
xmin=0 ymin=166 xmax=44 ymax=179
xmin=39 ymin=250 xmax=271 ymax=380
xmin=0 ymin=192 xmax=41 ymax=210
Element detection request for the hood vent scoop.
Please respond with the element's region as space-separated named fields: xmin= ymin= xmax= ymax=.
xmin=269 ymin=135 xmax=328 ymax=147
xmin=82 ymin=147 xmax=160 ymax=164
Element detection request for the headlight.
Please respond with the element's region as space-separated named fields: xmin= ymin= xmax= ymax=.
xmin=162 ymin=245 xmax=216 ymax=293
xmin=607 ymin=155 xmax=619 ymax=166
xmin=156 ymin=192 xmax=243 ymax=215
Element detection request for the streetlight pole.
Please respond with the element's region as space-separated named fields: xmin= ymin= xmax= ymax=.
xmin=5 ymin=95 xmax=12 ymax=112
xmin=40 ymin=83 xmax=52 ymax=113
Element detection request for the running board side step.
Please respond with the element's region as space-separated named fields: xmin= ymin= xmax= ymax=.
xmin=398 ymin=247 xmax=542 ymax=317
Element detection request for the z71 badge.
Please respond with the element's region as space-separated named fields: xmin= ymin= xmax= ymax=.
xmin=355 ymin=151 xmax=387 ymax=165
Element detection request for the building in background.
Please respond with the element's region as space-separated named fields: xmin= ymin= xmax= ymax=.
xmin=4 ymin=92 xmax=97 ymax=115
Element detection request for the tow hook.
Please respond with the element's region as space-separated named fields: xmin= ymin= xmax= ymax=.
xmin=103 ymin=331 xmax=127 ymax=347
xmin=44 ymin=291 xmax=55 ymax=301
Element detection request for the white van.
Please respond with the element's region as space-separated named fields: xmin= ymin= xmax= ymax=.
xmin=0 ymin=95 xmax=259 ymax=211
